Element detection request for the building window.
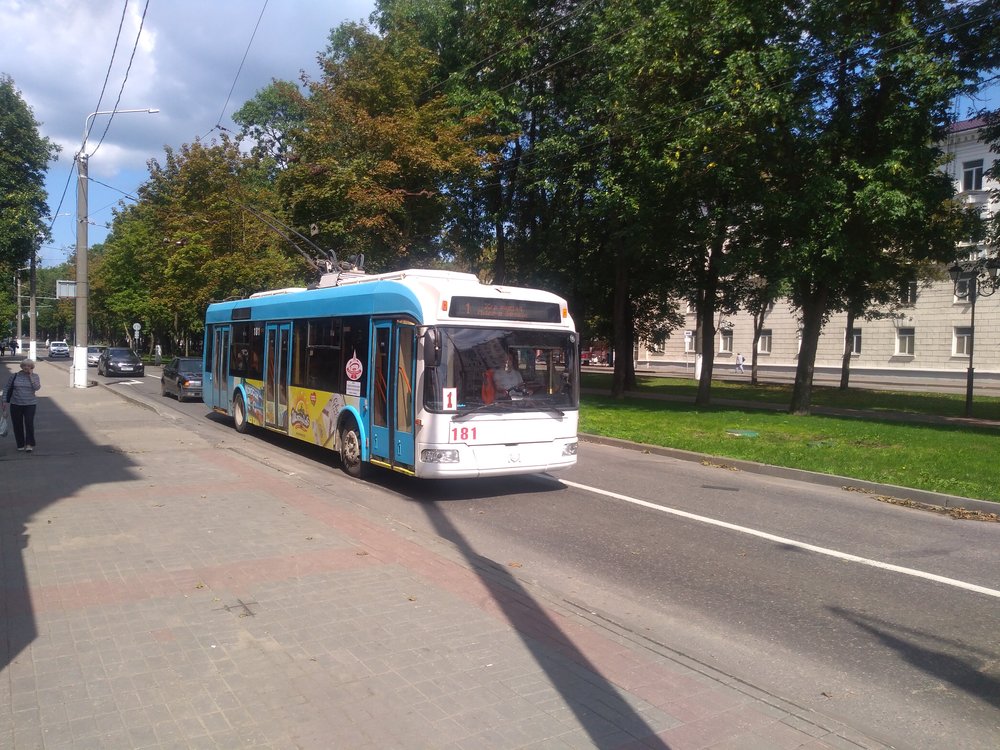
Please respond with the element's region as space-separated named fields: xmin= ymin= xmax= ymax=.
xmin=897 ymin=327 xmax=915 ymax=356
xmin=685 ymin=301 xmax=696 ymax=315
xmin=719 ymin=328 xmax=733 ymax=353
xmin=954 ymin=275 xmax=973 ymax=301
xmin=849 ymin=328 xmax=862 ymax=355
xmin=758 ymin=329 xmax=772 ymax=354
xmin=648 ymin=339 xmax=665 ymax=355
xmin=900 ymin=280 xmax=917 ymax=305
xmin=954 ymin=327 xmax=973 ymax=356
xmin=684 ymin=331 xmax=695 ymax=353
xmin=962 ymin=159 xmax=984 ymax=192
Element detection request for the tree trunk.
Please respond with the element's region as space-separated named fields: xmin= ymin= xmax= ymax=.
xmin=750 ymin=306 xmax=766 ymax=386
xmin=611 ymin=246 xmax=630 ymax=399
xmin=695 ymin=288 xmax=717 ymax=405
xmin=695 ymin=241 xmax=723 ymax=406
xmin=625 ymin=301 xmax=637 ymax=391
xmin=492 ymin=197 xmax=506 ymax=284
xmin=789 ymin=288 xmax=829 ymax=415
xmin=839 ymin=308 xmax=855 ymax=391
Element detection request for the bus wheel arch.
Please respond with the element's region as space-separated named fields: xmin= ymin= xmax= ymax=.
xmin=233 ymin=391 xmax=251 ymax=434
xmin=338 ymin=416 xmax=366 ymax=478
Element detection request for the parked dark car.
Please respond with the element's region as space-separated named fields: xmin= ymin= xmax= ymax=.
xmin=97 ymin=347 xmax=145 ymax=377
xmin=160 ymin=357 xmax=203 ymax=401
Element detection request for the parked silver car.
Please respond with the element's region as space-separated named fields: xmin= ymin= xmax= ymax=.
xmin=86 ymin=345 xmax=106 ymax=367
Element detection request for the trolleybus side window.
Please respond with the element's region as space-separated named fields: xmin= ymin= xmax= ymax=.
xmin=204 ymin=328 xmax=213 ymax=373
xmin=231 ymin=323 xmax=264 ymax=379
xmin=292 ymin=318 xmax=343 ymax=392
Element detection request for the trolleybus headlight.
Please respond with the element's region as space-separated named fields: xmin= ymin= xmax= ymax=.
xmin=563 ymin=441 xmax=578 ymax=456
xmin=421 ymin=449 xmax=460 ymax=463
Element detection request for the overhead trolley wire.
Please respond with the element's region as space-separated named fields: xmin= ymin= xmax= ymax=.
xmin=84 ymin=0 xmax=130 ymax=147
xmin=90 ymin=0 xmax=153 ymax=158
xmin=204 ymin=0 xmax=269 ymax=139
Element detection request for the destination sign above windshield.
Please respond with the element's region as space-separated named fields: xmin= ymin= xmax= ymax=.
xmin=449 ymin=296 xmax=561 ymax=323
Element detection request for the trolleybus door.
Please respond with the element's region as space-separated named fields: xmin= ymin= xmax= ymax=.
xmin=264 ymin=322 xmax=291 ymax=430
xmin=369 ymin=321 xmax=416 ymax=471
xmin=211 ymin=326 xmax=230 ymax=408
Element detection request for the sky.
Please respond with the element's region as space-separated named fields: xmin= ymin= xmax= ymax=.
xmin=1 ymin=1 xmax=998 ymax=269
xmin=0 ymin=0 xmax=375 ymax=268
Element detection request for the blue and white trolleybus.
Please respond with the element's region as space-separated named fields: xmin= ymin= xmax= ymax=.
xmin=203 ymin=268 xmax=579 ymax=478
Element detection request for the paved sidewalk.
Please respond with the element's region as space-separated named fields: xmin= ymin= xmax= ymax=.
xmin=1 ymin=360 xmax=895 ymax=749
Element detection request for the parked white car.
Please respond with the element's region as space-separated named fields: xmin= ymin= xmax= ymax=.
xmin=48 ymin=340 xmax=70 ymax=358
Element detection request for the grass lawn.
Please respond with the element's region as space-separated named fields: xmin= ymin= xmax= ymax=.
xmin=580 ymin=375 xmax=1000 ymax=503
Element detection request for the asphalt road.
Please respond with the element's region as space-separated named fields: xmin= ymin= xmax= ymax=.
xmin=100 ymin=364 xmax=1000 ymax=750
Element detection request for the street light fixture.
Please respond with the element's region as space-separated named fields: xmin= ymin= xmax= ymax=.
xmin=947 ymin=256 xmax=1000 ymax=417
xmin=73 ymin=107 xmax=158 ymax=388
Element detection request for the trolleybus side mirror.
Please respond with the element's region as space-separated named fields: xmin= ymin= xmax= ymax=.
xmin=424 ymin=328 xmax=441 ymax=367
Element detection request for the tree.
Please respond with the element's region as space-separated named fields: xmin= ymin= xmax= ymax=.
xmin=0 ymin=74 xmax=59 ymax=267
xmin=279 ymin=22 xmax=493 ymax=272
xmin=232 ymin=80 xmax=309 ymax=173
xmin=93 ymin=137 xmax=302 ymax=352
xmin=777 ymin=1 xmax=994 ymax=414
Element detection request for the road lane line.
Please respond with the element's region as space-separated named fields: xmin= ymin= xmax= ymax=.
xmin=559 ymin=479 xmax=1000 ymax=600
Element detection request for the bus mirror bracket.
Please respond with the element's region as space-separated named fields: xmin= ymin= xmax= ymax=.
xmin=423 ymin=327 xmax=441 ymax=367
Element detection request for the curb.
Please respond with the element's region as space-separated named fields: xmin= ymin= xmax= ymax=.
xmin=580 ymin=432 xmax=1000 ymax=516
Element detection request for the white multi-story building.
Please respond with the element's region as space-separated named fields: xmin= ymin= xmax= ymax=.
xmin=637 ymin=118 xmax=1000 ymax=384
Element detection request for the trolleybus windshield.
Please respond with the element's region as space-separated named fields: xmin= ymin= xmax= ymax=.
xmin=423 ymin=327 xmax=579 ymax=413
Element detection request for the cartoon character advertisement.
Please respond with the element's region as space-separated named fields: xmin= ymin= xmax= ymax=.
xmin=289 ymin=388 xmax=361 ymax=448
xmin=243 ymin=381 xmax=265 ymax=425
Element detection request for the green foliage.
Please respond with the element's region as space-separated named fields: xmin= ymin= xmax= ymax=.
xmin=0 ymin=74 xmax=60 ymax=267
xmin=232 ymin=80 xmax=308 ymax=172
xmin=92 ymin=138 xmax=302 ymax=351
xmin=278 ymin=22 xmax=493 ymax=271
xmin=80 ymin=0 xmax=998 ymax=377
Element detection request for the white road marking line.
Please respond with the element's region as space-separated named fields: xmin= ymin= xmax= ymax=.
xmin=559 ymin=479 xmax=1000 ymax=600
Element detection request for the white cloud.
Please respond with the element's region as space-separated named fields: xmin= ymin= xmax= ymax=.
xmin=0 ymin=0 xmax=375 ymax=264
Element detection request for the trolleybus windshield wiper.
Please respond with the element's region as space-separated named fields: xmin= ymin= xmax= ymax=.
xmin=452 ymin=401 xmax=519 ymax=420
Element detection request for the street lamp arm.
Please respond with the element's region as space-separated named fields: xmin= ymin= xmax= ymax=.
xmin=81 ymin=108 xmax=160 ymax=156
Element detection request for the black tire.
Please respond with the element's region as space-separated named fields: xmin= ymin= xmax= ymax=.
xmin=339 ymin=421 xmax=366 ymax=478
xmin=233 ymin=393 xmax=250 ymax=434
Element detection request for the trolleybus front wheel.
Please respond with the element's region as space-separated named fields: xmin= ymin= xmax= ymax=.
xmin=340 ymin=421 xmax=366 ymax=478
xmin=233 ymin=393 xmax=250 ymax=434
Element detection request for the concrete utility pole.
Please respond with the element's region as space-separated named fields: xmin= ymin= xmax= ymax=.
xmin=72 ymin=149 xmax=89 ymax=387
xmin=29 ymin=249 xmax=37 ymax=361
xmin=73 ymin=108 xmax=159 ymax=388
xmin=15 ymin=271 xmax=23 ymax=348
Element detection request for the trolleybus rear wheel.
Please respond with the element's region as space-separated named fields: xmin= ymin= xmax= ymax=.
xmin=340 ymin=421 xmax=366 ymax=478
xmin=233 ymin=393 xmax=250 ymax=434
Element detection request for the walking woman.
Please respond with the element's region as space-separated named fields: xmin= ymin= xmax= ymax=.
xmin=3 ymin=359 xmax=41 ymax=452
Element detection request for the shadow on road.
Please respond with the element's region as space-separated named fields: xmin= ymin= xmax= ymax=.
xmin=830 ymin=606 xmax=1000 ymax=710
xmin=403 ymin=485 xmax=671 ymax=748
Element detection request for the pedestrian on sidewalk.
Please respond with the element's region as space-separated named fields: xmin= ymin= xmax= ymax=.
xmin=4 ymin=358 xmax=41 ymax=452
xmin=735 ymin=352 xmax=746 ymax=374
